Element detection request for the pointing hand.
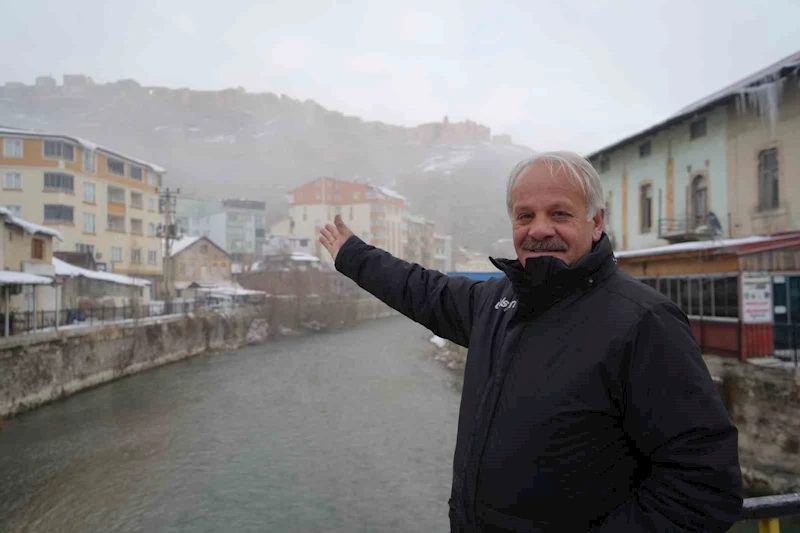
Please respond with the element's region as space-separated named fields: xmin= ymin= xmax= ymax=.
xmin=319 ymin=215 xmax=355 ymax=262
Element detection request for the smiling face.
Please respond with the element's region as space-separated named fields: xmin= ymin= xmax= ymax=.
xmin=510 ymin=161 xmax=604 ymax=267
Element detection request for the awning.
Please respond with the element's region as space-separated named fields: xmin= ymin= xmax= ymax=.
xmin=0 ymin=271 xmax=53 ymax=286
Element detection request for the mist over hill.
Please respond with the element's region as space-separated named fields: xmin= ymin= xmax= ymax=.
xmin=0 ymin=76 xmax=534 ymax=253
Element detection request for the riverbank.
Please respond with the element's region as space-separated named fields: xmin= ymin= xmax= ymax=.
xmin=0 ymin=297 xmax=398 ymax=419
xmin=426 ymin=336 xmax=800 ymax=496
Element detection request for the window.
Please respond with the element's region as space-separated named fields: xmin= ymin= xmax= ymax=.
xmin=639 ymin=141 xmax=651 ymax=158
xmin=148 ymin=250 xmax=157 ymax=264
xmin=131 ymin=248 xmax=142 ymax=264
xmin=31 ymin=238 xmax=45 ymax=259
xmin=1 ymin=205 xmax=21 ymax=216
xmin=44 ymin=172 xmax=74 ymax=192
xmin=130 ymin=192 xmax=143 ymax=209
xmin=148 ymin=197 xmax=156 ymax=211
xmin=83 ymin=149 xmax=96 ymax=173
xmin=4 ymin=172 xmax=21 ymax=189
xmin=108 ymin=214 xmax=125 ymax=232
xmin=84 ymin=182 xmax=96 ymax=203
xmin=639 ymin=183 xmax=653 ymax=233
xmin=599 ymin=156 xmax=610 ymax=173
xmin=147 ymin=172 xmax=156 ymax=186
xmin=43 ymin=140 xmax=75 ymax=161
xmin=131 ymin=218 xmax=143 ymax=234
xmin=130 ymin=166 xmax=143 ymax=181
xmin=300 ymin=239 xmax=309 ymax=247
xmin=43 ymin=204 xmax=74 ymax=223
xmin=108 ymin=185 xmax=126 ymax=204
xmin=107 ymin=157 xmax=125 ymax=176
xmin=75 ymin=243 xmax=95 ymax=256
xmin=111 ymin=247 xmax=123 ymax=262
xmin=212 ymin=264 xmax=218 ymax=276
xmin=148 ymin=222 xmax=156 ymax=236
xmin=83 ymin=212 xmax=96 ymax=233
xmin=354 ymin=191 xmax=361 ymax=201
xmin=349 ymin=206 xmax=353 ymax=221
xmin=758 ymin=148 xmax=779 ymax=210
xmin=714 ymin=277 xmax=739 ymax=318
xmin=3 ymin=138 xmax=23 ymax=158
xmin=690 ymin=118 xmax=707 ymax=139
xmin=180 ymin=262 xmax=187 ymax=276
xmin=689 ymin=279 xmax=702 ymax=316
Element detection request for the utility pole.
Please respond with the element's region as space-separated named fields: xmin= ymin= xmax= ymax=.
xmin=157 ymin=188 xmax=182 ymax=303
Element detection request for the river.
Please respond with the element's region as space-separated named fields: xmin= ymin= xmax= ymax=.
xmin=0 ymin=315 xmax=793 ymax=533
xmin=0 ymin=317 xmax=460 ymax=533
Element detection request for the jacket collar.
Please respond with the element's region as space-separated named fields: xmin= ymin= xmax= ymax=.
xmin=489 ymin=234 xmax=617 ymax=307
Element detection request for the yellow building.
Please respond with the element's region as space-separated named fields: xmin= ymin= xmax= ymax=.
xmin=0 ymin=126 xmax=165 ymax=293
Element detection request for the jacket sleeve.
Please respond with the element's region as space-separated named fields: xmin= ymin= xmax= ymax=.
xmin=334 ymin=236 xmax=484 ymax=347
xmin=592 ymin=303 xmax=743 ymax=533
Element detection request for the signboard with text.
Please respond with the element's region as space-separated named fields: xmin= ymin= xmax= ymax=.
xmin=741 ymin=272 xmax=773 ymax=324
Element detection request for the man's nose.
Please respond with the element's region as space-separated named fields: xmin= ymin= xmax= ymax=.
xmin=527 ymin=218 xmax=556 ymax=240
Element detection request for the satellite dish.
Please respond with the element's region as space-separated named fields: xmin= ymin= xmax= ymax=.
xmin=707 ymin=212 xmax=723 ymax=236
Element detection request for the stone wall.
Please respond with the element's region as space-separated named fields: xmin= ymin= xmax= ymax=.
xmin=428 ymin=340 xmax=800 ymax=494
xmin=705 ymin=355 xmax=800 ymax=494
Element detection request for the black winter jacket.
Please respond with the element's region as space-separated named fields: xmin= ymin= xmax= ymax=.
xmin=335 ymin=234 xmax=743 ymax=532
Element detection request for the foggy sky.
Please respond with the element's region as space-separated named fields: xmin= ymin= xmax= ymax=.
xmin=2 ymin=0 xmax=799 ymax=153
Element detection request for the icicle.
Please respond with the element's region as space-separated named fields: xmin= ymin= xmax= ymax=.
xmin=735 ymin=74 xmax=786 ymax=136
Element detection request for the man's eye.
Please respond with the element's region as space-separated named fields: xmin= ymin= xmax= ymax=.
xmin=553 ymin=211 xmax=571 ymax=218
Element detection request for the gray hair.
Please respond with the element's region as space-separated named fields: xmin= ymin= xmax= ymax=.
xmin=506 ymin=151 xmax=604 ymax=221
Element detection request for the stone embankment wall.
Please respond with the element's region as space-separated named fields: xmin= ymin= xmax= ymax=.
xmin=428 ymin=339 xmax=800 ymax=495
xmin=0 ymin=297 xmax=398 ymax=419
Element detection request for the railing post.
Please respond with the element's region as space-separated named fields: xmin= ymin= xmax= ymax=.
xmin=758 ymin=518 xmax=780 ymax=533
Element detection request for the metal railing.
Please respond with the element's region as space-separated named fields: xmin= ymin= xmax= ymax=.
xmin=738 ymin=493 xmax=800 ymax=532
xmin=0 ymin=298 xmax=263 ymax=337
xmin=658 ymin=214 xmax=711 ymax=239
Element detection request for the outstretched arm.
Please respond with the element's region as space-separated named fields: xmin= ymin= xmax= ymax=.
xmin=320 ymin=215 xmax=483 ymax=347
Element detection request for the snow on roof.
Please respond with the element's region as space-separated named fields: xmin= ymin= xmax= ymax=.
xmin=0 ymin=206 xmax=62 ymax=241
xmin=0 ymin=126 xmax=166 ymax=173
xmin=290 ymin=253 xmax=319 ymax=262
xmin=586 ymin=50 xmax=800 ymax=160
xmin=53 ymin=258 xmax=150 ymax=287
xmin=370 ymin=185 xmax=406 ymax=201
xmin=614 ymin=235 xmax=774 ymax=260
xmin=0 ymin=270 xmax=52 ymax=286
xmin=170 ymin=236 xmax=201 ymax=256
xmin=405 ymin=213 xmax=427 ymax=224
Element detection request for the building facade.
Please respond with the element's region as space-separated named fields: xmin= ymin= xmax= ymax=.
xmin=0 ymin=127 xmax=165 ymax=289
xmin=168 ymin=236 xmax=232 ymax=295
xmin=1 ymin=208 xmax=58 ymax=315
xmin=589 ymin=50 xmax=800 ymax=253
xmin=176 ymin=198 xmax=267 ymax=261
xmin=286 ymin=178 xmax=408 ymax=265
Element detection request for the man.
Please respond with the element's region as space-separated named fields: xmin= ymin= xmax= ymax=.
xmin=319 ymin=151 xmax=743 ymax=532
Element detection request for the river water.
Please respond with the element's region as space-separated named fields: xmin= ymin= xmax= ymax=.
xmin=0 ymin=317 xmax=460 ymax=533
xmin=1 ymin=315 xmax=793 ymax=533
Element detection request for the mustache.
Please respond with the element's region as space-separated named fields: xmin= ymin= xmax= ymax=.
xmin=521 ymin=238 xmax=568 ymax=252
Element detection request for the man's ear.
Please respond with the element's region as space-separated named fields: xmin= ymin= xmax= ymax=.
xmin=592 ymin=210 xmax=604 ymax=242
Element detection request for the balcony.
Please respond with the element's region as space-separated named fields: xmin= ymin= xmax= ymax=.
xmin=657 ymin=214 xmax=720 ymax=244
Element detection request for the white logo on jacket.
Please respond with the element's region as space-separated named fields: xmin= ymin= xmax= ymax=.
xmin=494 ymin=297 xmax=517 ymax=311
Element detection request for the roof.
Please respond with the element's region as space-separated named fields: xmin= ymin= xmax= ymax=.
xmin=0 ymin=126 xmax=166 ymax=173
xmin=0 ymin=271 xmax=52 ymax=286
xmin=0 ymin=207 xmax=63 ymax=241
xmin=586 ymin=50 xmax=800 ymax=160
xmin=53 ymin=258 xmax=150 ymax=287
xmin=614 ymin=235 xmax=782 ymax=260
xmin=170 ymin=236 xmax=201 ymax=256
xmin=370 ymin=185 xmax=406 ymax=201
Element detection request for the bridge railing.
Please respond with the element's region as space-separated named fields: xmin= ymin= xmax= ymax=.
xmin=739 ymin=493 xmax=800 ymax=532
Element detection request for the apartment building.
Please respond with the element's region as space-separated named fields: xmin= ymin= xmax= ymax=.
xmin=0 ymin=127 xmax=165 ymax=292
xmin=286 ymin=178 xmax=408 ymax=265
xmin=176 ymin=198 xmax=267 ymax=260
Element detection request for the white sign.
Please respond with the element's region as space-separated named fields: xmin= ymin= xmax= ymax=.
xmin=741 ymin=272 xmax=773 ymax=324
